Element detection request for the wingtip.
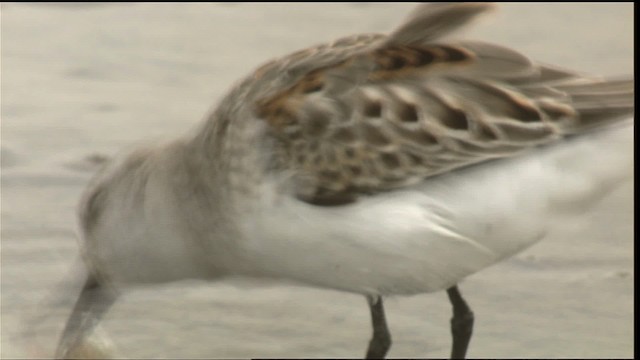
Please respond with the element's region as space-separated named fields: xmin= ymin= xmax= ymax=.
xmin=388 ymin=2 xmax=498 ymax=46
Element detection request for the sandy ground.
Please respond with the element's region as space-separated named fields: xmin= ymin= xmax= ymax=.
xmin=0 ymin=3 xmax=633 ymax=359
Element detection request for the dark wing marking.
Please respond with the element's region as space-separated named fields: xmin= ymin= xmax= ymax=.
xmin=209 ymin=3 xmax=634 ymax=205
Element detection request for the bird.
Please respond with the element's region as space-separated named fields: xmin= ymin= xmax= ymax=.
xmin=54 ymin=3 xmax=633 ymax=359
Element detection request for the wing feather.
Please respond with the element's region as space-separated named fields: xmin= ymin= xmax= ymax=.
xmin=209 ymin=3 xmax=634 ymax=205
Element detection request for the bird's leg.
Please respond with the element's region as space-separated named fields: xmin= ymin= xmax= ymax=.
xmin=365 ymin=295 xmax=392 ymax=359
xmin=446 ymin=285 xmax=474 ymax=359
xmin=55 ymin=275 xmax=118 ymax=359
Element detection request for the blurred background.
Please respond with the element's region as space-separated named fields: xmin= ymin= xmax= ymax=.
xmin=1 ymin=3 xmax=633 ymax=358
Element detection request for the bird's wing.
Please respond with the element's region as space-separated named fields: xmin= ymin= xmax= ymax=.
xmin=223 ymin=3 xmax=635 ymax=205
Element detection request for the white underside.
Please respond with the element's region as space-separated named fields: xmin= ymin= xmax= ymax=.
xmin=236 ymin=123 xmax=633 ymax=295
xmin=88 ymin=123 xmax=633 ymax=295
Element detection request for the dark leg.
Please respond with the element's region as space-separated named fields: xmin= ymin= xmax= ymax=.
xmin=55 ymin=275 xmax=118 ymax=359
xmin=365 ymin=295 xmax=392 ymax=359
xmin=446 ymin=286 xmax=474 ymax=359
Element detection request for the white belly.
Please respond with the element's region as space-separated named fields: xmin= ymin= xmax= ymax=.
xmin=236 ymin=124 xmax=633 ymax=295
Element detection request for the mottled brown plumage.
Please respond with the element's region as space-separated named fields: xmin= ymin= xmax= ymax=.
xmin=197 ymin=3 xmax=634 ymax=206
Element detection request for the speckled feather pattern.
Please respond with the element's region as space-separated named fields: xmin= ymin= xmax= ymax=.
xmin=198 ymin=3 xmax=633 ymax=206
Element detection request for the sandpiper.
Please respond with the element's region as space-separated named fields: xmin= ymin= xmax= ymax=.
xmin=55 ymin=3 xmax=634 ymax=359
